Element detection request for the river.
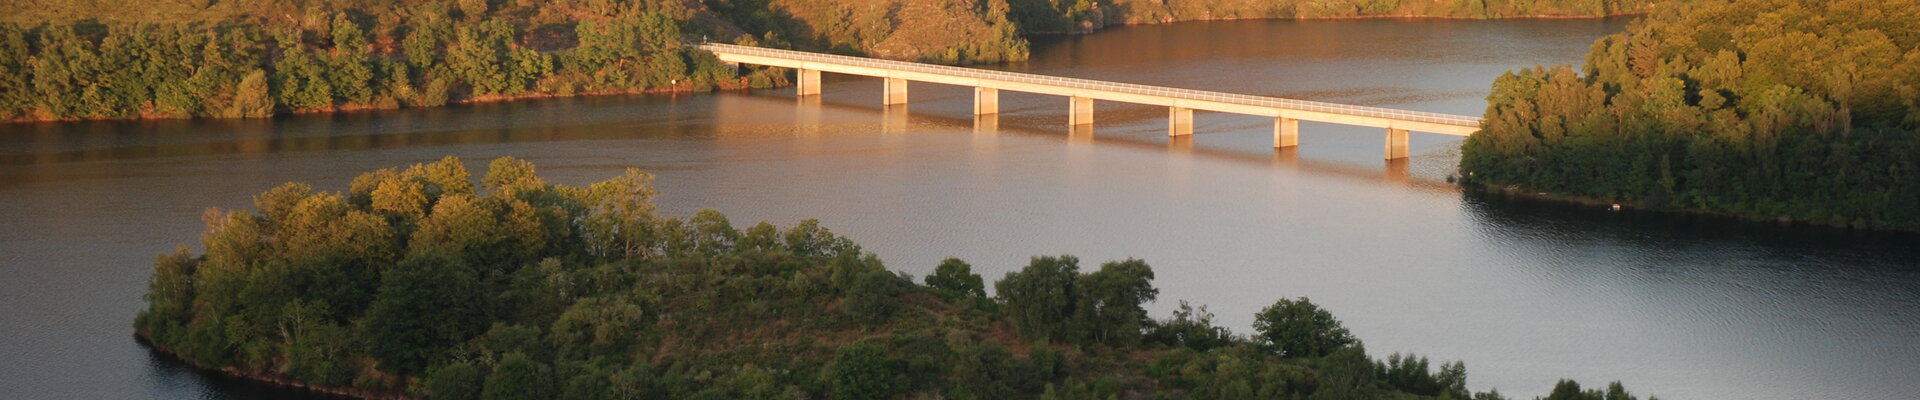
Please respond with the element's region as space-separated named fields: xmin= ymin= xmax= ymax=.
xmin=3 ymin=17 xmax=1917 ymax=400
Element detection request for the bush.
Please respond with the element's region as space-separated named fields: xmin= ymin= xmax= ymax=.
xmin=1252 ymin=297 xmax=1354 ymax=358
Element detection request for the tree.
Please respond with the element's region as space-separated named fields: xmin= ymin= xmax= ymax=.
xmin=426 ymin=362 xmax=486 ymax=400
xmin=994 ymin=255 xmax=1079 ymax=341
xmin=363 ymin=251 xmax=494 ymax=375
xmin=226 ymin=69 xmax=275 ymax=118
xmin=1071 ymin=258 xmax=1156 ymax=346
xmin=1145 ymin=300 xmax=1234 ymax=351
xmin=1253 ymin=297 xmax=1355 ymax=358
xmin=1310 ymin=346 xmax=1379 ymax=400
xmin=483 ymin=353 xmax=556 ymax=400
xmin=273 ymin=47 xmax=333 ymax=110
xmin=924 ymin=257 xmax=985 ymax=298
xmin=826 ymin=339 xmax=894 ymax=400
xmin=328 ymin=14 xmax=376 ymax=104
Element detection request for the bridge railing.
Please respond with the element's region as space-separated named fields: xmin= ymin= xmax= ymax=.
xmin=696 ymin=43 xmax=1484 ymax=127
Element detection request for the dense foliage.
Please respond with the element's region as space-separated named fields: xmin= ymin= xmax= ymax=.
xmin=137 ymin=156 xmax=1649 ymax=399
xmin=1461 ymin=0 xmax=1920 ymax=230
xmin=0 ymin=1 xmax=792 ymax=122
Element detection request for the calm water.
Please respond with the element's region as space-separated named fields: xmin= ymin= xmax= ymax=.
xmin=4 ymin=18 xmax=1918 ymax=399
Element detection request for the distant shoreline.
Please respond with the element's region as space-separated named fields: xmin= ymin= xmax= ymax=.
xmin=3 ymin=13 xmax=1636 ymax=125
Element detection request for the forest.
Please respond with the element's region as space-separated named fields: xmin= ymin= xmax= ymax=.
xmin=1460 ymin=0 xmax=1920 ymax=230
xmin=0 ymin=0 xmax=1653 ymax=123
xmin=136 ymin=156 xmax=1650 ymax=400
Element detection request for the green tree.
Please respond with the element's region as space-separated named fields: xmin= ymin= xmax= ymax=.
xmin=924 ymin=257 xmax=986 ymax=298
xmin=272 ymin=46 xmax=333 ymax=110
xmin=1070 ymin=258 xmax=1157 ymax=345
xmin=329 ymin=14 xmax=375 ymax=104
xmin=995 ymin=255 xmax=1079 ymax=341
xmin=826 ymin=339 xmax=894 ymax=400
xmin=226 ymin=69 xmax=275 ymax=118
xmin=363 ymin=251 xmax=494 ymax=375
xmin=426 ymin=362 xmax=486 ymax=400
xmin=1253 ymin=297 xmax=1355 ymax=358
xmin=483 ymin=353 xmax=556 ymax=400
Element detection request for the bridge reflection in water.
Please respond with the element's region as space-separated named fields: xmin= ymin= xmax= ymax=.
xmin=699 ymin=43 xmax=1482 ymax=160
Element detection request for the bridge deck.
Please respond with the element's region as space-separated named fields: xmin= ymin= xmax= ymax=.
xmin=697 ymin=43 xmax=1481 ymax=136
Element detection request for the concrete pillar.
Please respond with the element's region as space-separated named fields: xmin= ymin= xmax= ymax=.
xmin=1385 ymin=128 xmax=1409 ymax=160
xmin=1273 ymin=117 xmax=1299 ymax=148
xmin=796 ymin=69 xmax=821 ymax=96
xmin=974 ymin=114 xmax=999 ymax=134
xmin=1168 ymin=107 xmax=1193 ymax=136
xmin=884 ymin=78 xmax=907 ymax=105
xmin=974 ymin=87 xmax=999 ymax=115
xmin=1069 ymin=96 xmax=1093 ymax=126
xmin=883 ymin=104 xmax=909 ymax=133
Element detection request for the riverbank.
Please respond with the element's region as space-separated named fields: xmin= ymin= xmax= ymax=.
xmin=1459 ymin=179 xmax=1915 ymax=232
xmin=135 ymin=333 xmax=409 ymax=400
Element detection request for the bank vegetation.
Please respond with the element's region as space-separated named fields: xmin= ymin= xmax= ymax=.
xmin=1461 ymin=0 xmax=1920 ymax=230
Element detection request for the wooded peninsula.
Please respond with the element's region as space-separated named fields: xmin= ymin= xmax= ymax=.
xmin=1461 ymin=0 xmax=1920 ymax=230
xmin=136 ymin=157 xmax=1651 ymax=399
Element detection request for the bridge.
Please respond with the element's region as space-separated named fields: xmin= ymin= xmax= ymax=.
xmin=697 ymin=43 xmax=1482 ymax=160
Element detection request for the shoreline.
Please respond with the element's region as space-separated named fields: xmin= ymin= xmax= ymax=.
xmin=2 ymin=84 xmax=742 ymax=125
xmin=2 ymin=13 xmax=1636 ymax=125
xmin=1461 ymin=180 xmax=1919 ymax=234
xmin=134 ymin=330 xmax=413 ymax=400
xmin=1021 ymin=11 xmax=1645 ymax=35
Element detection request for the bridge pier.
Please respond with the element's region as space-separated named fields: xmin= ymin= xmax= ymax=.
xmin=797 ymin=69 xmax=821 ymax=96
xmin=974 ymin=87 xmax=999 ymax=115
xmin=1069 ymin=96 xmax=1093 ymax=126
xmin=1168 ymin=107 xmax=1193 ymax=136
xmin=1385 ymin=128 xmax=1409 ymax=160
xmin=1274 ymin=117 xmax=1298 ymax=148
xmin=884 ymin=78 xmax=907 ymax=105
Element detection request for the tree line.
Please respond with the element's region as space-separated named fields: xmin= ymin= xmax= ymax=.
xmin=1 ymin=0 xmax=1665 ymax=123
xmin=1461 ymin=0 xmax=1920 ymax=230
xmin=137 ymin=156 xmax=1651 ymax=399
xmin=0 ymin=1 xmax=781 ymax=122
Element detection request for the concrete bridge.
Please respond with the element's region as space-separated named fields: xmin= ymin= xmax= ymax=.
xmin=697 ymin=43 xmax=1482 ymax=160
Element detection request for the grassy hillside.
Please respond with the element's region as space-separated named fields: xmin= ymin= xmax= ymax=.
xmin=135 ymin=156 xmax=1651 ymax=400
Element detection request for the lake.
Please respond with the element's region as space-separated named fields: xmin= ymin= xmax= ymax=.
xmin=3 ymin=17 xmax=1917 ymax=400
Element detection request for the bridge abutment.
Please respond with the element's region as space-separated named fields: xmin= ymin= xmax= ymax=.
xmin=974 ymin=87 xmax=999 ymax=115
xmin=1274 ymin=117 xmax=1299 ymax=148
xmin=1385 ymin=128 xmax=1409 ymax=160
xmin=884 ymin=78 xmax=908 ymax=105
xmin=1169 ymin=107 xmax=1193 ymax=136
xmin=1070 ymin=96 xmax=1093 ymax=126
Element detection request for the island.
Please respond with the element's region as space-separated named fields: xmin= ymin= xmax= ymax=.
xmin=136 ymin=156 xmax=1650 ymax=399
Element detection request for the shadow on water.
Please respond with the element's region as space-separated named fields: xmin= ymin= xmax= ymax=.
xmin=141 ymin=341 xmax=349 ymax=400
xmin=1464 ymin=190 xmax=1920 ymax=259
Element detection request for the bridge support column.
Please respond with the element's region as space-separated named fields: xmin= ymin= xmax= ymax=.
xmin=1168 ymin=107 xmax=1193 ymax=136
xmin=974 ymin=87 xmax=998 ymax=115
xmin=1273 ymin=118 xmax=1298 ymax=148
xmin=1069 ymin=96 xmax=1093 ymax=126
xmin=884 ymin=78 xmax=907 ymax=105
xmin=796 ymin=69 xmax=821 ymax=96
xmin=1385 ymin=128 xmax=1409 ymax=160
